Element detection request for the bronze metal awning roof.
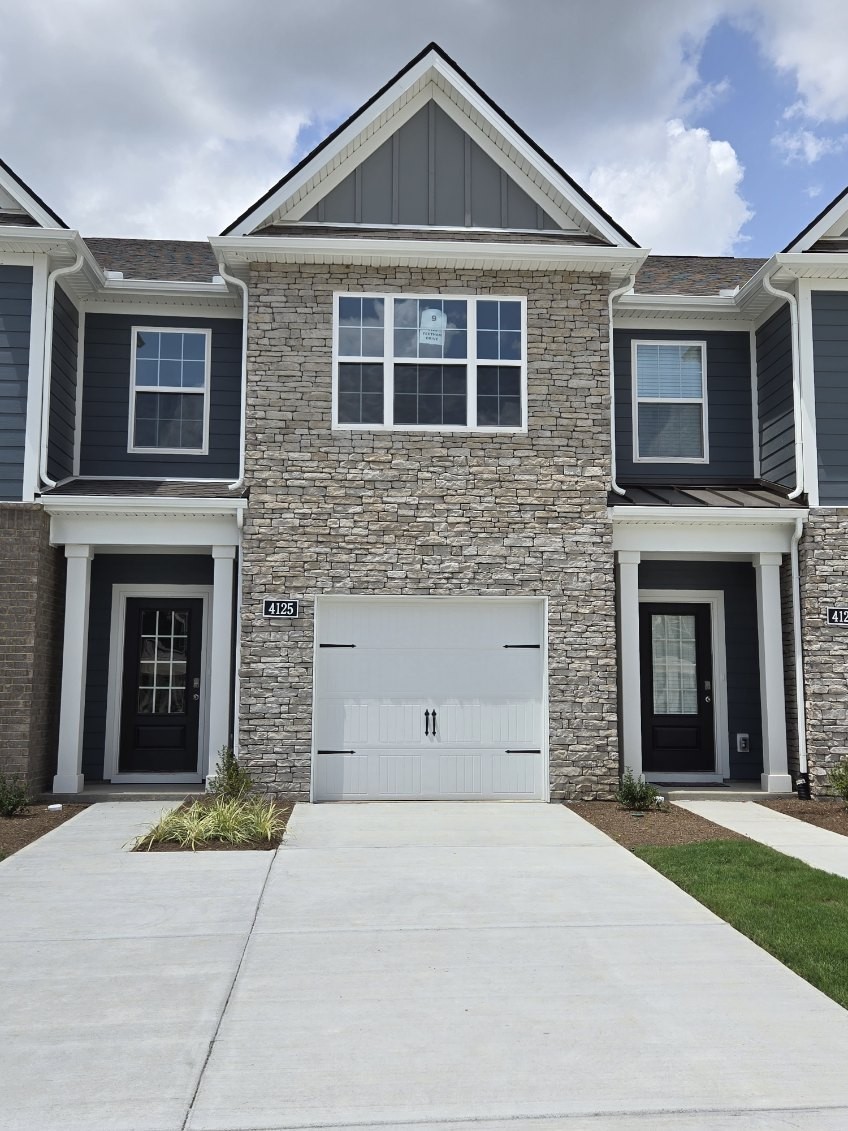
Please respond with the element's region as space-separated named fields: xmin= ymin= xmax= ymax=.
xmin=41 ymin=479 xmax=248 ymax=500
xmin=609 ymin=483 xmax=805 ymax=508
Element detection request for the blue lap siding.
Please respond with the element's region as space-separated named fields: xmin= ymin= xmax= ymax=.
xmin=812 ymin=292 xmax=848 ymax=505
xmin=756 ymin=305 xmax=795 ymax=488
xmin=78 ymin=314 xmax=242 ymax=479
xmin=614 ymin=329 xmax=755 ymax=484
xmin=0 ymin=265 xmax=33 ymax=499
xmin=46 ymin=282 xmax=79 ymax=483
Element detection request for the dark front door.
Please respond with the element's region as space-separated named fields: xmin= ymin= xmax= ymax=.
xmin=639 ymin=602 xmax=715 ymax=773
xmin=119 ymin=599 xmax=203 ymax=774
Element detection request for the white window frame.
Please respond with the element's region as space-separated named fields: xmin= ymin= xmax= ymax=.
xmin=128 ymin=326 xmax=212 ymax=456
xmin=632 ymin=339 xmax=709 ymax=464
xmin=331 ymin=292 xmax=528 ymax=433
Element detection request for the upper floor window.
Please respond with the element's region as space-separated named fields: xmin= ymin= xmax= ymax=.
xmin=129 ymin=328 xmax=210 ymax=454
xmin=633 ymin=341 xmax=708 ymax=463
xmin=333 ymin=294 xmax=526 ymax=431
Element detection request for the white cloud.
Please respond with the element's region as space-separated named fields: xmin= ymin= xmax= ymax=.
xmin=746 ymin=0 xmax=848 ymax=122
xmin=587 ymin=120 xmax=752 ymax=254
xmin=773 ymin=129 xmax=848 ymax=165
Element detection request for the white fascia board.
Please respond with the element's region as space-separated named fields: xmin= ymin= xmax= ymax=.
xmin=227 ymin=55 xmax=438 ymax=236
xmin=43 ymin=495 xmax=247 ymax=517
xmin=615 ymin=294 xmax=747 ymax=325
xmin=210 ymin=235 xmax=648 ymax=276
xmin=784 ymin=198 xmax=848 ymax=252
xmin=0 ymin=168 xmax=64 ymax=230
xmin=227 ymin=49 xmax=634 ymax=247
xmin=102 ymin=278 xmax=231 ymax=297
xmin=611 ymin=509 xmax=807 ymax=554
xmin=610 ymin=506 xmax=807 ymax=524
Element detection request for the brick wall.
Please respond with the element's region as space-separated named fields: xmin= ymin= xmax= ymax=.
xmin=238 ymin=264 xmax=619 ymax=800
xmin=0 ymin=505 xmax=64 ymax=791
xmin=799 ymin=510 xmax=848 ymax=794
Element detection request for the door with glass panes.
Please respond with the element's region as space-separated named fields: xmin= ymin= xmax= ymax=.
xmin=639 ymin=602 xmax=715 ymax=772
xmin=119 ymin=599 xmax=203 ymax=774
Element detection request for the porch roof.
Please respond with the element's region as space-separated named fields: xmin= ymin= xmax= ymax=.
xmin=609 ymin=483 xmax=805 ymax=509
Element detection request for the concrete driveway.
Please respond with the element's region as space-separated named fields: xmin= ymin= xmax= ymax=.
xmin=3 ymin=802 xmax=848 ymax=1130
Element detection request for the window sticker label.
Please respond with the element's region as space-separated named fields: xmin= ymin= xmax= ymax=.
xmin=419 ymin=307 xmax=447 ymax=347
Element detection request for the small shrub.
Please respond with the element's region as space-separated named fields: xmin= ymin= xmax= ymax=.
xmin=207 ymin=746 xmax=253 ymax=800
xmin=0 ymin=773 xmax=30 ymax=819
xmin=134 ymin=796 xmax=287 ymax=851
xmin=617 ymin=768 xmax=660 ymax=812
xmin=828 ymin=759 xmax=848 ymax=805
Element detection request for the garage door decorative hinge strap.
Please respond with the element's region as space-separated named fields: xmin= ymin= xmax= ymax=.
xmin=503 ymin=644 xmax=541 ymax=649
xmin=318 ymin=749 xmax=356 ymax=754
xmin=505 ymin=749 xmax=542 ymax=753
xmin=319 ymin=643 xmax=356 ymax=648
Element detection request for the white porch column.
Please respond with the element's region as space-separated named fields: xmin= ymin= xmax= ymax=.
xmin=755 ymin=552 xmax=792 ymax=793
xmin=53 ymin=544 xmax=92 ymax=794
xmin=207 ymin=546 xmax=236 ymax=782
xmin=618 ymin=550 xmax=642 ymax=779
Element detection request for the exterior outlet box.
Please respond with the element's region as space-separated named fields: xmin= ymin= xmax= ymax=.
xmin=736 ymin=733 xmax=750 ymax=753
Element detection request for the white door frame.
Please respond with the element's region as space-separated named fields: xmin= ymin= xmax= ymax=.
xmin=310 ymin=594 xmax=550 ymax=802
xmin=638 ymin=589 xmax=729 ymax=783
xmin=104 ymin=584 xmax=213 ymax=783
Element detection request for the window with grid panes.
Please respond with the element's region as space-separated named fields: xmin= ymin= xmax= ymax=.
xmin=334 ymin=295 xmax=525 ymax=430
xmin=130 ymin=328 xmax=210 ymax=452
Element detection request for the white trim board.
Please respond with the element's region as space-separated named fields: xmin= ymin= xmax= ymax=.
xmin=639 ymin=588 xmax=730 ymax=779
xmin=104 ymin=584 xmax=212 ymax=783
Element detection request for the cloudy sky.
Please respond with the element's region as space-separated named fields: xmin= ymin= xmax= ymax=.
xmin=2 ymin=0 xmax=848 ymax=255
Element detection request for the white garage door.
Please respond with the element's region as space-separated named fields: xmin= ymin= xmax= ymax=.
xmin=313 ymin=598 xmax=546 ymax=801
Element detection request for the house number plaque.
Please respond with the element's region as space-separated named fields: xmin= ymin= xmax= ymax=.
xmin=263 ymin=599 xmax=299 ymax=619
xmin=826 ymin=607 xmax=848 ymax=626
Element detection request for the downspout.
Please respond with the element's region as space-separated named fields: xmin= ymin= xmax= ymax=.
xmin=216 ymin=261 xmax=248 ymax=492
xmin=790 ymin=516 xmax=810 ymax=791
xmin=608 ymin=274 xmax=636 ymax=495
xmin=762 ymin=272 xmax=804 ymax=500
xmin=39 ymin=254 xmax=84 ymax=489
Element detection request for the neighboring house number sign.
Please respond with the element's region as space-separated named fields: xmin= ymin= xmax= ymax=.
xmin=263 ymin=599 xmax=299 ymax=619
xmin=826 ymin=607 xmax=848 ymax=625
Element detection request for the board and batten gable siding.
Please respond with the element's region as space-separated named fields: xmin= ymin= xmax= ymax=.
xmin=300 ymin=102 xmax=561 ymax=231
xmin=639 ymin=560 xmax=763 ymax=780
xmin=613 ymin=329 xmax=754 ymax=484
xmin=81 ymin=553 xmax=215 ymax=779
xmin=0 ymin=264 xmax=33 ymax=500
xmin=812 ymin=291 xmax=848 ymax=505
xmin=756 ymin=305 xmax=795 ymax=488
xmin=46 ymin=282 xmax=79 ymax=482
xmin=78 ymin=314 xmax=242 ymax=478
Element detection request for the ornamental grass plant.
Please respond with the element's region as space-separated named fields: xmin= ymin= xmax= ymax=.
xmin=134 ymin=796 xmax=286 ymax=851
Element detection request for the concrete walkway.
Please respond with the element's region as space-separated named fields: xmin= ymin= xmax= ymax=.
xmin=677 ymin=800 xmax=848 ymax=878
xmin=4 ymin=801 xmax=848 ymax=1131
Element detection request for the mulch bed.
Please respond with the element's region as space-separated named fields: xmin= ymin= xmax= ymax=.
xmin=137 ymin=799 xmax=294 ymax=852
xmin=566 ymin=801 xmax=746 ymax=849
xmin=757 ymin=797 xmax=848 ymax=837
xmin=0 ymin=804 xmax=88 ymax=860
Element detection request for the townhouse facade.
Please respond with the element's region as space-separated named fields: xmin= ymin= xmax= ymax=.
xmin=1 ymin=44 xmax=847 ymax=802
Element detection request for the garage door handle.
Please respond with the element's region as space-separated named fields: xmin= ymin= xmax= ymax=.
xmin=503 ymin=644 xmax=540 ymax=649
xmin=432 ymin=709 xmax=437 ymax=736
xmin=424 ymin=709 xmax=430 ymax=736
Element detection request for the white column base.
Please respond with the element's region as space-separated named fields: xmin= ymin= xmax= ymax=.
xmin=761 ymin=773 xmax=793 ymax=794
xmin=53 ymin=773 xmax=84 ymax=794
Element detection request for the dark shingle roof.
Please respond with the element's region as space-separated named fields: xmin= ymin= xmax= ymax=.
xmin=43 ymin=479 xmax=247 ymax=499
xmin=609 ymin=483 xmax=803 ymax=508
xmin=254 ymin=224 xmax=609 ymax=245
xmin=84 ymin=238 xmax=220 ymax=282
xmin=635 ymin=255 xmax=766 ymax=296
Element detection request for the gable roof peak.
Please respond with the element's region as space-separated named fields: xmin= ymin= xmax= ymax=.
xmin=0 ymin=155 xmax=67 ymax=229
xmin=221 ymin=43 xmax=638 ymax=248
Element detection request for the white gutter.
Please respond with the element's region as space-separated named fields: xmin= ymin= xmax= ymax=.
xmin=762 ymin=272 xmax=804 ymax=500
xmin=609 ymin=275 xmax=636 ymax=495
xmin=216 ymin=261 xmax=248 ymax=492
xmin=790 ymin=516 xmax=809 ymax=775
xmin=39 ymin=254 xmax=84 ymax=489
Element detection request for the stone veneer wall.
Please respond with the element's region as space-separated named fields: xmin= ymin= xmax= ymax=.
xmin=0 ymin=505 xmax=65 ymax=790
xmin=799 ymin=510 xmax=848 ymax=794
xmin=239 ymin=264 xmax=618 ymax=800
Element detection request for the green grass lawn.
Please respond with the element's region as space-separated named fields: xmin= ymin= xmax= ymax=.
xmin=636 ymin=839 xmax=848 ymax=1009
